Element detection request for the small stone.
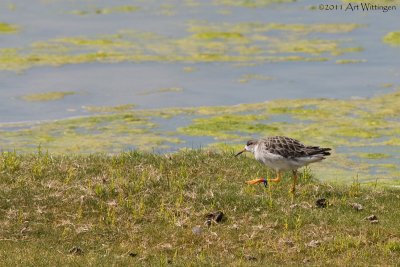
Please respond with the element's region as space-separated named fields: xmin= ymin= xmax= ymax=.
xmin=279 ymin=238 xmax=295 ymax=247
xmin=204 ymin=218 xmax=212 ymax=227
xmin=230 ymin=223 xmax=239 ymax=230
xmin=205 ymin=211 xmax=224 ymax=223
xmin=245 ymin=255 xmax=257 ymax=261
xmin=128 ymin=252 xmax=138 ymax=257
xmin=192 ymin=226 xmax=202 ymax=235
xmin=316 ymin=198 xmax=327 ymax=208
xmin=300 ymin=202 xmax=312 ymax=209
xmin=365 ymin=214 xmax=379 ymax=224
xmin=20 ymin=226 xmax=29 ymax=234
xmin=214 ymin=211 xmax=224 ymax=222
xmin=306 ymin=240 xmax=321 ymax=248
xmin=252 ymin=224 xmax=263 ymax=230
xmin=205 ymin=150 xmax=215 ymax=156
xmin=69 ymin=246 xmax=83 ymax=255
xmin=365 ymin=215 xmax=378 ymax=221
xmin=350 ymin=203 xmax=363 ymax=211
xmin=167 ymin=259 xmax=173 ymax=264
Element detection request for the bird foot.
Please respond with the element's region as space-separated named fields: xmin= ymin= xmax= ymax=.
xmin=269 ymin=177 xmax=281 ymax=183
xmin=246 ymin=178 xmax=268 ymax=187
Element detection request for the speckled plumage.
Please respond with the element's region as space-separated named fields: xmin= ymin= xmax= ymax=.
xmin=236 ymin=136 xmax=331 ymax=193
xmin=247 ymin=136 xmax=331 ymax=171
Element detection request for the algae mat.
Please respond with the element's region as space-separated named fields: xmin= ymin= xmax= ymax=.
xmin=0 ymin=21 xmax=363 ymax=72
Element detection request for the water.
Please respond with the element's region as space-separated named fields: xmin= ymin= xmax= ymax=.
xmin=1 ymin=0 xmax=399 ymax=123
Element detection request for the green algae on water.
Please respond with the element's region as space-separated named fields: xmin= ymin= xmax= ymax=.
xmin=336 ymin=59 xmax=367 ymax=64
xmin=0 ymin=21 xmax=364 ymax=71
xmin=158 ymin=4 xmax=176 ymax=16
xmin=70 ymin=5 xmax=139 ymax=15
xmin=383 ymin=31 xmax=400 ymax=46
xmin=271 ymin=39 xmax=363 ymax=56
xmin=237 ymin=73 xmax=273 ymax=83
xmin=380 ymin=83 xmax=394 ymax=88
xmin=193 ymin=32 xmax=245 ymax=40
xmin=0 ymin=22 xmax=19 ymax=33
xmin=358 ymin=153 xmax=391 ymax=159
xmin=214 ymin=0 xmax=295 ymax=8
xmin=0 ymin=113 xmax=179 ymax=153
xmin=21 ymin=91 xmax=75 ymax=102
xmin=342 ymin=0 xmax=400 ymax=5
xmin=138 ymin=87 xmax=183 ymax=95
xmin=178 ymin=114 xmax=278 ymax=140
xmin=183 ymin=66 xmax=197 ymax=72
xmin=83 ymin=104 xmax=135 ymax=113
xmin=187 ymin=21 xmax=363 ymax=35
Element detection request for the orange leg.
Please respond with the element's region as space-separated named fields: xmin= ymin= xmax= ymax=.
xmin=246 ymin=178 xmax=266 ymax=185
xmin=268 ymin=171 xmax=282 ymax=183
xmin=246 ymin=171 xmax=282 ymax=187
xmin=291 ymin=170 xmax=298 ymax=194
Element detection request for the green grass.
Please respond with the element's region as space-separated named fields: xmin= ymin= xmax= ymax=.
xmin=0 ymin=150 xmax=399 ymax=266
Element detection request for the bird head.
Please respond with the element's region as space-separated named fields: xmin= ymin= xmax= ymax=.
xmin=235 ymin=139 xmax=257 ymax=156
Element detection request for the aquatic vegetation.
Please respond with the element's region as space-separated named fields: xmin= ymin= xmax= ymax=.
xmin=187 ymin=22 xmax=363 ymax=34
xmin=50 ymin=36 xmax=131 ymax=47
xmin=158 ymin=4 xmax=176 ymax=16
xmin=237 ymin=73 xmax=273 ymax=83
xmin=383 ymin=31 xmax=400 ymax=46
xmin=21 ymin=91 xmax=75 ymax=102
xmin=380 ymin=83 xmax=394 ymax=88
xmin=178 ymin=114 xmax=279 ymax=140
xmin=0 ymin=113 xmax=178 ymax=153
xmin=359 ymin=153 xmax=391 ymax=159
xmin=192 ymin=32 xmax=245 ymax=40
xmin=138 ymin=87 xmax=184 ymax=95
xmin=0 ymin=22 xmax=19 ymax=33
xmin=342 ymin=0 xmax=400 ymax=4
xmin=215 ymin=0 xmax=296 ymax=8
xmin=183 ymin=66 xmax=197 ymax=72
xmin=264 ymin=23 xmax=362 ymax=33
xmin=0 ymin=21 xmax=363 ymax=71
xmin=70 ymin=5 xmax=139 ymax=15
xmin=82 ymin=104 xmax=135 ymax=113
xmin=336 ymin=59 xmax=367 ymax=64
xmin=271 ymin=39 xmax=363 ymax=56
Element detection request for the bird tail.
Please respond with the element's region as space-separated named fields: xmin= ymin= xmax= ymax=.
xmin=306 ymin=146 xmax=331 ymax=158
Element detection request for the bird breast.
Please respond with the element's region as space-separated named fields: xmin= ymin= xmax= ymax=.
xmin=254 ymin=145 xmax=297 ymax=171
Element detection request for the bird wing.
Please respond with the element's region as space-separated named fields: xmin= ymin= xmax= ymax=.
xmin=263 ymin=136 xmax=330 ymax=159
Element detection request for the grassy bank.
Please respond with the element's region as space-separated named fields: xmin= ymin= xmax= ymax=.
xmin=0 ymin=150 xmax=399 ymax=266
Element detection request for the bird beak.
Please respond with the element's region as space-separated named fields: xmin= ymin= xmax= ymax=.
xmin=235 ymin=149 xmax=246 ymax=157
